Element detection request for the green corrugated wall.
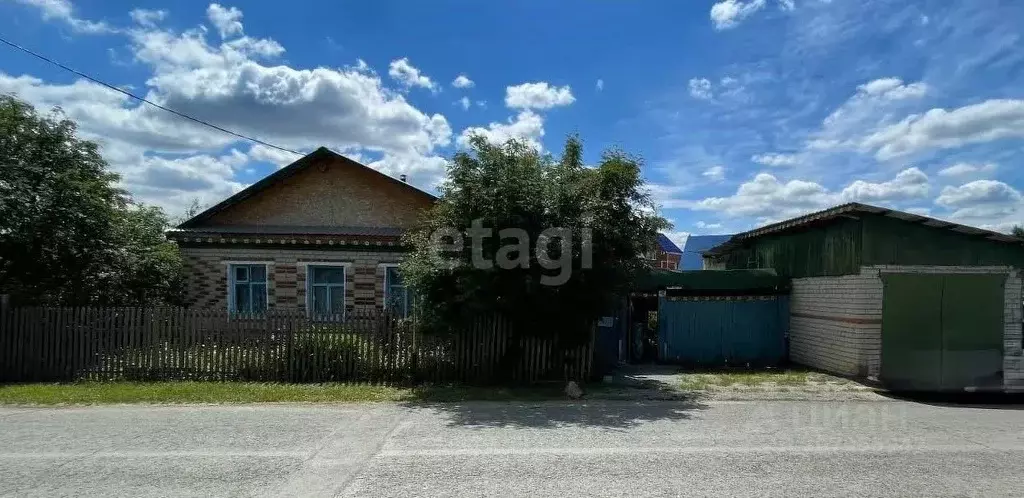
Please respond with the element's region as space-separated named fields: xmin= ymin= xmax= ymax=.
xmin=714 ymin=214 xmax=1024 ymax=277
xmin=861 ymin=215 xmax=1024 ymax=267
xmin=715 ymin=218 xmax=862 ymax=277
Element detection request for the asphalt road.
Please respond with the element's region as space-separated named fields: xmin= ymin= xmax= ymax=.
xmin=1 ymin=399 xmax=1022 ymax=497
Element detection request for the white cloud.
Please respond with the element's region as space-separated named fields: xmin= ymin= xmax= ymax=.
xmin=696 ymin=221 xmax=724 ymax=230
xmin=352 ymin=59 xmax=370 ymax=72
xmin=936 ymin=180 xmax=1021 ymax=208
xmin=451 ymin=74 xmax=474 ymax=89
xmin=504 ymin=82 xmax=575 ymax=110
xmin=690 ymin=172 xmax=832 ymax=221
xmin=937 ymin=162 xmax=997 ymax=178
xmin=686 ymin=168 xmax=931 ymax=223
xmin=935 ymin=180 xmax=1023 ymax=223
xmin=649 ymin=183 xmax=691 ymax=210
xmin=118 ymin=149 xmax=249 ymax=213
xmin=368 ymin=152 xmax=449 ymax=191
xmin=863 ymin=99 xmax=1024 ymax=160
xmin=688 ymin=78 xmax=713 ymax=100
xmin=388 ymin=58 xmax=437 ymax=91
xmin=751 ymin=153 xmax=799 ymax=167
xmin=129 ymin=8 xmax=167 ymax=28
xmin=839 ymin=167 xmax=930 ymax=203
xmin=2 ymin=5 xmax=453 ymax=211
xmin=596 ymin=79 xmax=604 ymax=92
xmin=702 ymin=165 xmax=726 ymax=182
xmin=803 ymin=77 xmax=930 ymax=155
xmin=13 ymin=0 xmax=113 ymax=33
xmin=206 ymin=3 xmax=243 ymax=39
xmin=710 ymin=0 xmax=767 ymax=30
xmin=856 ymin=78 xmax=928 ymax=100
xmin=457 ymin=96 xmax=471 ymax=110
xmin=124 ymin=26 xmax=451 ymax=154
xmin=247 ymin=144 xmax=299 ymax=168
xmin=458 ymin=111 xmax=545 ymax=151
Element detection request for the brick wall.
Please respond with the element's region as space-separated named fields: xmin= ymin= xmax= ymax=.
xmin=180 ymin=246 xmax=403 ymax=311
xmin=202 ymin=155 xmax=432 ymax=229
xmin=790 ymin=265 xmax=1023 ymax=391
xmin=655 ymin=250 xmax=681 ymax=271
xmin=789 ymin=273 xmax=882 ymax=377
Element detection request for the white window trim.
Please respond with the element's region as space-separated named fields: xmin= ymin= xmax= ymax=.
xmin=305 ymin=264 xmax=348 ymax=318
xmin=299 ymin=261 xmax=354 ymax=269
xmin=226 ymin=262 xmax=272 ymax=313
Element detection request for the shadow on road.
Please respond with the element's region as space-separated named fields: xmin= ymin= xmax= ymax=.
xmin=406 ymin=397 xmax=707 ymax=430
xmin=876 ymin=391 xmax=1024 ymax=410
xmin=401 ymin=364 xmax=707 ymax=430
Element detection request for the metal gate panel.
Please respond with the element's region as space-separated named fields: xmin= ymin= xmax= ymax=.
xmin=881 ymin=274 xmax=944 ymax=390
xmin=658 ymin=296 xmax=787 ymax=366
xmin=940 ymin=274 xmax=1005 ymax=390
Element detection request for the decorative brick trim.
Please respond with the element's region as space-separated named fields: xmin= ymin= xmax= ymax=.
xmin=791 ymin=311 xmax=883 ymax=325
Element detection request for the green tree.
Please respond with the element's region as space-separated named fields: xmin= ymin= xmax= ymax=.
xmin=174 ymin=197 xmax=205 ymax=226
xmin=402 ymin=135 xmax=668 ymax=380
xmin=0 ymin=94 xmax=184 ymax=306
xmin=1012 ymin=225 xmax=1024 ymax=239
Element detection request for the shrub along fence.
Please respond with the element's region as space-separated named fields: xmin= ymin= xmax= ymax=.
xmin=0 ymin=307 xmax=593 ymax=384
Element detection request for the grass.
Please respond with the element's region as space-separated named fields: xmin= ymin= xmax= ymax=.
xmin=678 ymin=369 xmax=814 ymax=390
xmin=0 ymin=381 xmax=577 ymax=406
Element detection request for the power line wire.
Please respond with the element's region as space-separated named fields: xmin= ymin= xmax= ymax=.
xmin=0 ymin=36 xmax=303 ymax=157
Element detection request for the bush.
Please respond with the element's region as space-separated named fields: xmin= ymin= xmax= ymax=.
xmin=287 ymin=332 xmax=365 ymax=382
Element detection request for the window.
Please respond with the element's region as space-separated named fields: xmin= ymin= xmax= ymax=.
xmin=307 ymin=266 xmax=346 ymax=317
xmin=384 ymin=266 xmax=412 ymax=318
xmin=229 ymin=264 xmax=268 ymax=313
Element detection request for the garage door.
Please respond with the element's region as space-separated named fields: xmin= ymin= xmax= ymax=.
xmin=881 ymin=273 xmax=1006 ymax=391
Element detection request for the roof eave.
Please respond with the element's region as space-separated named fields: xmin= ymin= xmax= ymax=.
xmin=704 ymin=202 xmax=1024 ymax=256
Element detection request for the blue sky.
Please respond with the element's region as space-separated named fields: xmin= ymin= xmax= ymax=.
xmin=2 ymin=0 xmax=1023 ymax=246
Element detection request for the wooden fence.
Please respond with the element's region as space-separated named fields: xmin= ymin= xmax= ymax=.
xmin=0 ymin=307 xmax=593 ymax=384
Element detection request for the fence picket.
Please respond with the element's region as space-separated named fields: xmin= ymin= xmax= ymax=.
xmin=0 ymin=306 xmax=592 ymax=384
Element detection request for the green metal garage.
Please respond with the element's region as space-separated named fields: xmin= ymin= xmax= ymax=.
xmin=704 ymin=202 xmax=1024 ymax=392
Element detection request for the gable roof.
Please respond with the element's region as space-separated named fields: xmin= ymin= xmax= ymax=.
xmin=705 ymin=202 xmax=1024 ymax=256
xmin=177 ymin=147 xmax=438 ymax=229
xmin=656 ymin=233 xmax=682 ymax=254
xmin=680 ymin=234 xmax=732 ymax=270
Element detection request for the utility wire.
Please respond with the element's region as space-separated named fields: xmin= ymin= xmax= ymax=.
xmin=0 ymin=36 xmax=303 ymax=157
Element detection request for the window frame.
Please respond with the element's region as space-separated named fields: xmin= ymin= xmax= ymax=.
xmin=302 ymin=262 xmax=351 ymax=319
xmin=381 ymin=263 xmax=411 ymax=318
xmin=225 ymin=262 xmax=271 ymax=314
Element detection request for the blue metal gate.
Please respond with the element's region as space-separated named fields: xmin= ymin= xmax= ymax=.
xmin=657 ymin=295 xmax=788 ymax=366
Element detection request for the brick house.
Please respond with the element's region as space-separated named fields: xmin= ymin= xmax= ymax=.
xmin=652 ymin=234 xmax=683 ymax=271
xmin=167 ymin=147 xmax=435 ymax=317
xmin=703 ymin=202 xmax=1024 ymax=392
